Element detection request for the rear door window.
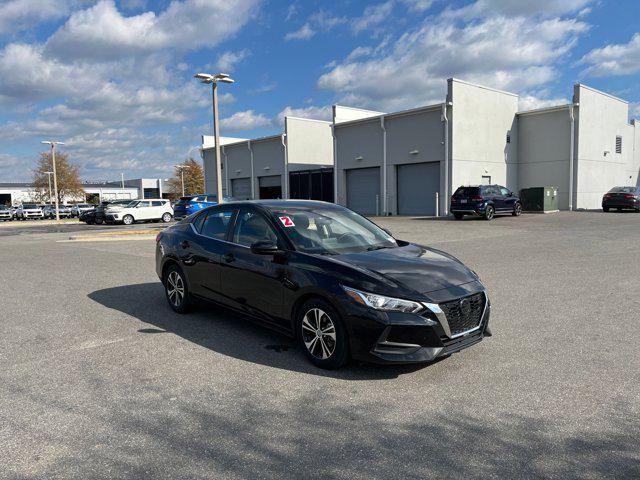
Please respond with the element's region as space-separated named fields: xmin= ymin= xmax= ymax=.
xmin=199 ymin=208 xmax=236 ymax=240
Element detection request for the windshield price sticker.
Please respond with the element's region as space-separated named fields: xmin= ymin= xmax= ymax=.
xmin=279 ymin=215 xmax=295 ymax=227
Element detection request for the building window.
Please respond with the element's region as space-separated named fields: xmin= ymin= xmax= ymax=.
xmin=615 ymin=136 xmax=622 ymax=154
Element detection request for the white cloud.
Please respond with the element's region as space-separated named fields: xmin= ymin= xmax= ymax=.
xmin=45 ymin=0 xmax=260 ymax=60
xmin=318 ymin=11 xmax=588 ymax=111
xmin=400 ymin=0 xmax=436 ymax=13
xmin=220 ymin=110 xmax=273 ymax=131
xmin=448 ymin=0 xmax=594 ymax=19
xmin=352 ymin=1 xmax=394 ymax=34
xmin=284 ymin=23 xmax=315 ymax=41
xmin=277 ymin=105 xmax=332 ymax=125
xmin=518 ymin=94 xmax=568 ymax=111
xmin=309 ymin=9 xmax=346 ymax=29
xmin=580 ymin=33 xmax=640 ymax=77
xmin=0 ymin=0 xmax=69 ymax=34
xmin=214 ymin=49 xmax=251 ymax=72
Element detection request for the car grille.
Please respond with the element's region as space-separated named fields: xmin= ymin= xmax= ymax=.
xmin=440 ymin=292 xmax=485 ymax=337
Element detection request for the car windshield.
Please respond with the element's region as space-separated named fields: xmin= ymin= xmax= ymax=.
xmin=268 ymin=205 xmax=397 ymax=255
xmin=609 ymin=186 xmax=636 ymax=193
xmin=0 ymin=205 xmax=8 ymax=210
xmin=23 ymin=204 xmax=38 ymax=209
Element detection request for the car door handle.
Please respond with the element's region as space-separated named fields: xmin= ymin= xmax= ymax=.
xmin=223 ymin=252 xmax=235 ymax=263
xmin=180 ymin=240 xmax=190 ymax=249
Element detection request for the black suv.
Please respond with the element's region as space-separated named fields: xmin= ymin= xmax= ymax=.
xmin=450 ymin=185 xmax=522 ymax=220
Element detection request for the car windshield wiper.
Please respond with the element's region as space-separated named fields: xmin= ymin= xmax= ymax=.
xmin=366 ymin=244 xmax=394 ymax=251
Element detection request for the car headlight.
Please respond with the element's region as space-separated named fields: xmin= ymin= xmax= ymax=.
xmin=342 ymin=286 xmax=423 ymax=313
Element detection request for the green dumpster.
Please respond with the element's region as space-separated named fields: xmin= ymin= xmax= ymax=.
xmin=519 ymin=187 xmax=559 ymax=212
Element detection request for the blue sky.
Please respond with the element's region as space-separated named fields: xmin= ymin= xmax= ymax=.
xmin=0 ymin=0 xmax=639 ymax=181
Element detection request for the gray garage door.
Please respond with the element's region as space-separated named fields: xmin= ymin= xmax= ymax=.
xmin=231 ymin=177 xmax=251 ymax=200
xmin=397 ymin=162 xmax=440 ymax=216
xmin=346 ymin=167 xmax=380 ymax=215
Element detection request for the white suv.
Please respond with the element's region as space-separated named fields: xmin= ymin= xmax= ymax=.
xmin=105 ymin=199 xmax=173 ymax=225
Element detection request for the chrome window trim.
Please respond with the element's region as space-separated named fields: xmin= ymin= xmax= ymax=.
xmin=424 ymin=290 xmax=488 ymax=339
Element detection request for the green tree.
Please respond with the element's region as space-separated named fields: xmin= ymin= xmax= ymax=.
xmin=166 ymin=157 xmax=205 ymax=198
xmin=32 ymin=151 xmax=85 ymax=204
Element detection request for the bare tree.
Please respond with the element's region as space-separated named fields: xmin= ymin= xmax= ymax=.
xmin=32 ymin=151 xmax=84 ymax=203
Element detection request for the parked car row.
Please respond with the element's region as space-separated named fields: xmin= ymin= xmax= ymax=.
xmin=79 ymin=199 xmax=174 ymax=225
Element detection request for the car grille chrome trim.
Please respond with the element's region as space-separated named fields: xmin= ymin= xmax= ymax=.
xmin=425 ymin=291 xmax=488 ymax=339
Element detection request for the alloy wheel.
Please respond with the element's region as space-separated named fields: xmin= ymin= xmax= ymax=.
xmin=301 ymin=308 xmax=337 ymax=360
xmin=514 ymin=203 xmax=522 ymax=216
xmin=166 ymin=271 xmax=185 ymax=308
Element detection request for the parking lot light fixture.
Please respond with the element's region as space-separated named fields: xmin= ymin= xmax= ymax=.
xmin=41 ymin=141 xmax=64 ymax=221
xmin=174 ymin=164 xmax=191 ymax=197
xmin=194 ymin=72 xmax=235 ymax=203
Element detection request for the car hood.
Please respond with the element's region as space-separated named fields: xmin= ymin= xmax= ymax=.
xmin=330 ymin=243 xmax=478 ymax=294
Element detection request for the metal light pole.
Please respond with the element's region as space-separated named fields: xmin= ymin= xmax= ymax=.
xmin=41 ymin=140 xmax=64 ymax=220
xmin=174 ymin=165 xmax=191 ymax=197
xmin=44 ymin=171 xmax=53 ymax=204
xmin=194 ymin=72 xmax=235 ymax=202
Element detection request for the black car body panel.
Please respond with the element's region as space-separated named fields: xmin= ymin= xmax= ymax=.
xmin=602 ymin=187 xmax=640 ymax=211
xmin=156 ymin=200 xmax=490 ymax=365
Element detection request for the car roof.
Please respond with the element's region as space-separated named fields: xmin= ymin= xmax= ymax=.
xmin=214 ymin=199 xmax=341 ymax=210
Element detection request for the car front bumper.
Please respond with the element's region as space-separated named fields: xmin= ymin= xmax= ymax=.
xmin=342 ymin=280 xmax=490 ymax=364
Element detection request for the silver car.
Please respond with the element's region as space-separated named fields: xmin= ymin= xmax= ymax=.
xmin=0 ymin=205 xmax=12 ymax=221
xmin=16 ymin=204 xmax=44 ymax=220
xmin=70 ymin=203 xmax=94 ymax=217
xmin=43 ymin=204 xmax=72 ymax=218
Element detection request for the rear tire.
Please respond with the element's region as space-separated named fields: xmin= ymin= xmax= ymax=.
xmin=453 ymin=213 xmax=464 ymax=220
xmin=603 ymin=207 xmax=610 ymax=212
xmin=122 ymin=214 xmax=134 ymax=225
xmin=483 ymin=205 xmax=495 ymax=221
xmin=297 ymin=299 xmax=349 ymax=369
xmin=164 ymin=264 xmax=192 ymax=313
xmin=512 ymin=202 xmax=522 ymax=216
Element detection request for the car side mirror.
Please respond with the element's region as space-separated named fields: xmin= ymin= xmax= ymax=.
xmin=251 ymin=240 xmax=279 ymax=255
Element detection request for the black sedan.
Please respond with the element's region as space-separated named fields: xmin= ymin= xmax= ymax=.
xmin=602 ymin=186 xmax=640 ymax=212
xmin=156 ymin=200 xmax=491 ymax=369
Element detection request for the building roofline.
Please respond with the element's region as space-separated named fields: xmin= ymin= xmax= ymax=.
xmin=216 ymin=133 xmax=283 ymax=149
xmin=334 ymin=102 xmax=444 ymax=128
xmin=575 ymin=83 xmax=628 ymax=104
xmin=333 ymin=105 xmax=383 ymax=114
xmin=285 ymin=116 xmax=332 ymax=125
xmin=448 ymin=77 xmax=519 ymax=98
xmin=517 ymin=104 xmax=572 ymax=116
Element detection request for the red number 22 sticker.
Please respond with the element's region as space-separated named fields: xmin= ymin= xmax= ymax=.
xmin=279 ymin=215 xmax=295 ymax=227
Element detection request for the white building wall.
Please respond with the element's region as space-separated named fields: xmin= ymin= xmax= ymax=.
xmin=333 ymin=105 xmax=383 ymax=124
xmin=202 ymin=136 xmax=247 ymax=194
xmin=449 ymin=78 xmax=519 ymax=195
xmin=251 ymin=136 xmax=285 ymax=199
xmin=285 ymin=117 xmax=333 ymax=172
xmin=574 ymin=84 xmax=638 ymax=209
xmin=517 ymin=107 xmax=572 ymax=209
xmin=334 ymin=118 xmax=384 ymax=207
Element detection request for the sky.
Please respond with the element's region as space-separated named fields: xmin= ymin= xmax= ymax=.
xmin=0 ymin=0 xmax=639 ymax=182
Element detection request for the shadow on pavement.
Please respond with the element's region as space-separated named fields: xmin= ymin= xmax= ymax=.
xmin=88 ymin=282 xmax=430 ymax=380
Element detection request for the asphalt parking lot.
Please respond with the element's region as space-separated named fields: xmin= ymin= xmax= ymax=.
xmin=1 ymin=212 xmax=639 ymax=479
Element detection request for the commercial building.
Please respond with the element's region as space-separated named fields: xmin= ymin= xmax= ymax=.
xmin=203 ymin=78 xmax=639 ymax=215
xmin=201 ymin=116 xmax=334 ymax=202
xmin=0 ymin=178 xmax=165 ymax=205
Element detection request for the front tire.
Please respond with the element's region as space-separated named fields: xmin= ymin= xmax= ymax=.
xmin=297 ymin=299 xmax=349 ymax=369
xmin=164 ymin=264 xmax=192 ymax=313
xmin=603 ymin=207 xmax=610 ymax=212
xmin=512 ymin=202 xmax=522 ymax=216
xmin=483 ymin=205 xmax=495 ymax=221
xmin=162 ymin=212 xmax=172 ymax=223
xmin=122 ymin=214 xmax=134 ymax=225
